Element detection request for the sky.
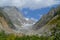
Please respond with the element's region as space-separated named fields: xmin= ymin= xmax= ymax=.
xmin=0 ymin=0 xmax=60 ymax=21
xmin=21 ymin=5 xmax=59 ymax=21
xmin=21 ymin=7 xmax=51 ymax=21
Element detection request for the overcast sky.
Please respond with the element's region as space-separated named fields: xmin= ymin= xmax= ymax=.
xmin=0 ymin=0 xmax=60 ymax=9
xmin=0 ymin=0 xmax=60 ymax=21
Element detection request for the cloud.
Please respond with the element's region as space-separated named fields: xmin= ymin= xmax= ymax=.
xmin=24 ymin=11 xmax=28 ymax=15
xmin=25 ymin=17 xmax=38 ymax=22
xmin=0 ymin=0 xmax=60 ymax=9
xmin=25 ymin=17 xmax=30 ymax=21
xmin=30 ymin=17 xmax=38 ymax=21
xmin=38 ymin=14 xmax=43 ymax=17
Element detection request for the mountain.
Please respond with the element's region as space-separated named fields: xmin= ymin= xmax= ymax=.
xmin=0 ymin=7 xmax=17 ymax=34
xmin=32 ymin=6 xmax=60 ymax=35
xmin=3 ymin=6 xmax=35 ymax=27
xmin=0 ymin=6 xmax=60 ymax=36
xmin=0 ymin=6 xmax=35 ymax=35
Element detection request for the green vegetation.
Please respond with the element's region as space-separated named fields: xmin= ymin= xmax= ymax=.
xmin=48 ymin=15 xmax=60 ymax=25
xmin=48 ymin=8 xmax=60 ymax=25
xmin=0 ymin=30 xmax=59 ymax=40
xmin=49 ymin=11 xmax=60 ymax=40
xmin=57 ymin=8 xmax=60 ymax=15
xmin=0 ymin=31 xmax=44 ymax=40
xmin=0 ymin=31 xmax=53 ymax=40
xmin=0 ymin=11 xmax=5 ymax=17
xmin=50 ymin=20 xmax=60 ymax=40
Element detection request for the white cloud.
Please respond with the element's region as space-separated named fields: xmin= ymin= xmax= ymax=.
xmin=24 ymin=11 xmax=28 ymax=15
xmin=39 ymin=14 xmax=42 ymax=17
xmin=0 ymin=0 xmax=60 ymax=9
xmin=30 ymin=17 xmax=38 ymax=21
xmin=25 ymin=17 xmax=38 ymax=22
xmin=25 ymin=18 xmax=30 ymax=21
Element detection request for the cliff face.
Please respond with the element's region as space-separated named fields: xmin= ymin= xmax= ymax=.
xmin=0 ymin=10 xmax=16 ymax=34
xmin=3 ymin=7 xmax=26 ymax=27
xmin=0 ymin=7 xmax=35 ymax=35
xmin=2 ymin=7 xmax=35 ymax=28
xmin=0 ymin=15 xmax=24 ymax=36
xmin=0 ymin=8 xmax=16 ymax=29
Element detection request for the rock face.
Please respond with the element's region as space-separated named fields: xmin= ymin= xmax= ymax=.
xmin=0 ymin=8 xmax=16 ymax=30
xmin=3 ymin=7 xmax=27 ymax=27
xmin=2 ymin=6 xmax=35 ymax=28
xmin=0 ymin=6 xmax=35 ymax=35
xmin=33 ymin=6 xmax=60 ymax=30
xmin=0 ymin=9 xmax=16 ymax=34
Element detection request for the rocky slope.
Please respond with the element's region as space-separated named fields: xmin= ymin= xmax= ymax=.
xmin=3 ymin=6 xmax=34 ymax=27
xmin=32 ymin=6 xmax=60 ymax=35
xmin=33 ymin=6 xmax=60 ymax=30
xmin=0 ymin=6 xmax=34 ymax=35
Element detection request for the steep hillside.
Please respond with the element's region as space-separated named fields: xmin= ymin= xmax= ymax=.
xmin=2 ymin=6 xmax=35 ymax=30
xmin=33 ymin=6 xmax=60 ymax=30
xmin=32 ymin=6 xmax=60 ymax=35
xmin=0 ymin=8 xmax=16 ymax=29
xmin=0 ymin=7 xmax=35 ymax=35
xmin=3 ymin=7 xmax=27 ymax=27
xmin=0 ymin=8 xmax=17 ymax=34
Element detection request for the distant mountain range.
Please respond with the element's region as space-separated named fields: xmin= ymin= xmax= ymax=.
xmin=0 ymin=5 xmax=60 ymax=36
